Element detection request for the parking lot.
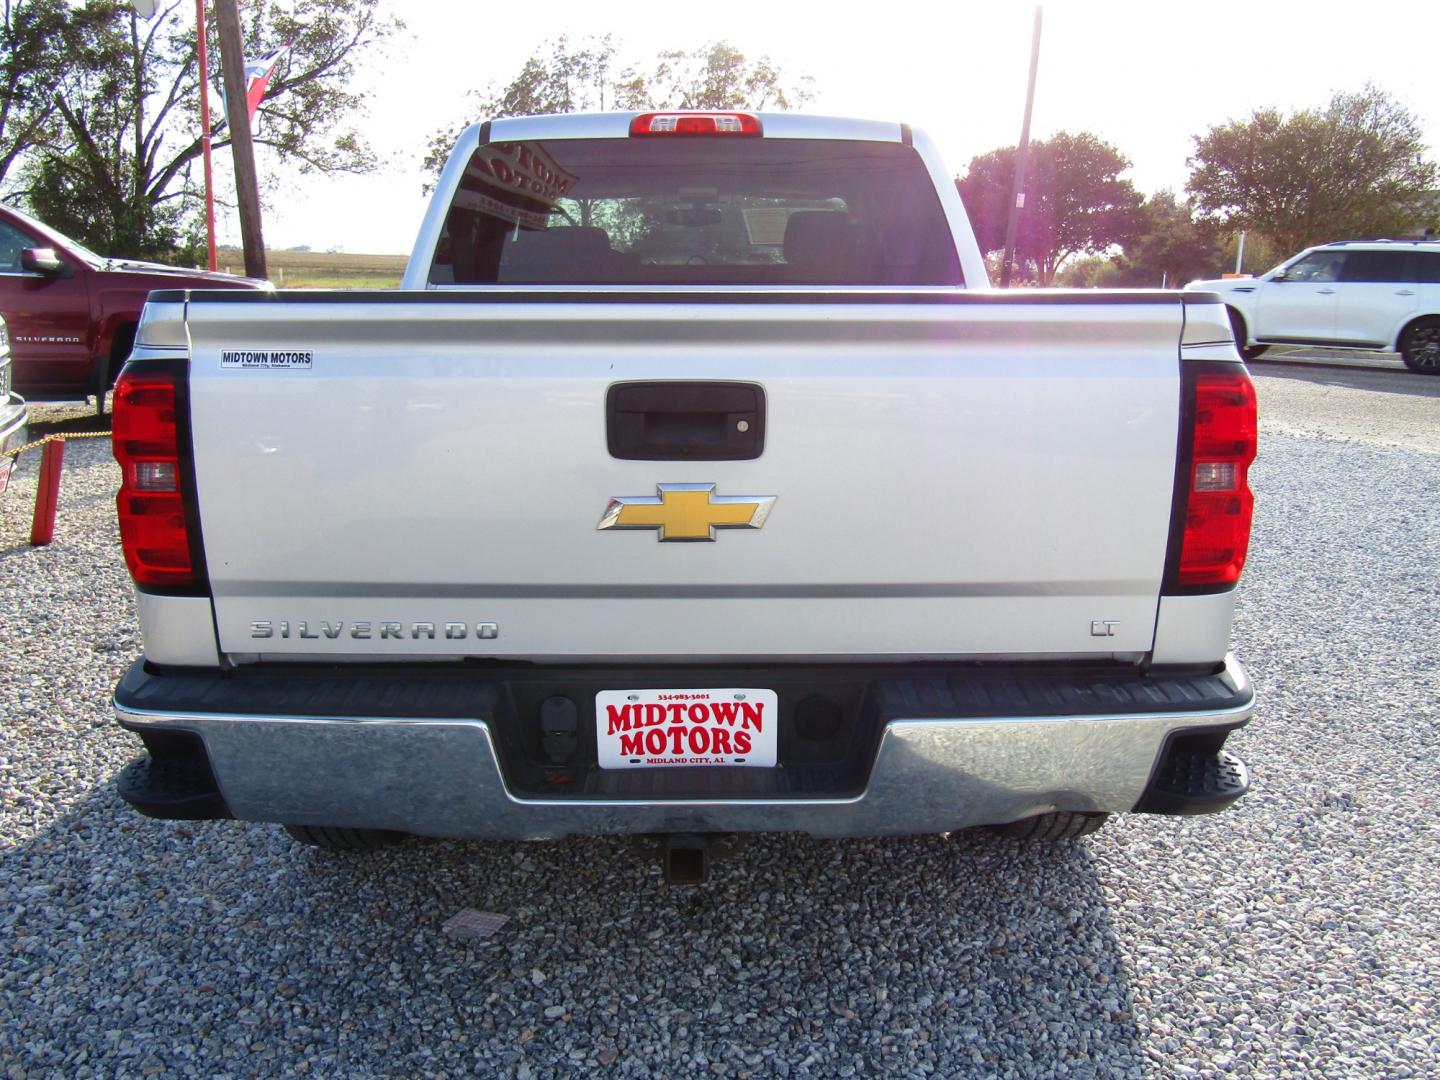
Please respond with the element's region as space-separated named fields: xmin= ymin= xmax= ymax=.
xmin=1 ymin=364 xmax=1437 ymax=1078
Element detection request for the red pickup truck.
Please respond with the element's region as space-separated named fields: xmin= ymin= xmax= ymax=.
xmin=0 ymin=204 xmax=267 ymax=404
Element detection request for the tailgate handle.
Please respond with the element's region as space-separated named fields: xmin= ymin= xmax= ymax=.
xmin=606 ymin=381 xmax=765 ymax=461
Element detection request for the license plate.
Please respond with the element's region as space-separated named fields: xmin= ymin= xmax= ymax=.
xmin=595 ymin=688 xmax=779 ymax=769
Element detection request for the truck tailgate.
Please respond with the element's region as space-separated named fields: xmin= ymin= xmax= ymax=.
xmin=185 ymin=293 xmax=1185 ymax=662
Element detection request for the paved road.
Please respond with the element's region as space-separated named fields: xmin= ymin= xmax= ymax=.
xmin=1 ymin=371 xmax=1437 ymax=1078
xmin=1253 ymin=360 xmax=1440 ymax=394
xmin=1250 ymin=362 xmax=1440 ymax=455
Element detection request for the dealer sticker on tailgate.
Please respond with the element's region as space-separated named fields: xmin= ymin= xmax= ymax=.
xmin=596 ymin=688 xmax=778 ymax=769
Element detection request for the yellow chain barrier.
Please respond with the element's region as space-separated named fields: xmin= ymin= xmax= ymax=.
xmin=3 ymin=430 xmax=113 ymax=461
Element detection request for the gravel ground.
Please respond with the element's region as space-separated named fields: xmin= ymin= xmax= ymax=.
xmin=2 ymin=375 xmax=1438 ymax=1079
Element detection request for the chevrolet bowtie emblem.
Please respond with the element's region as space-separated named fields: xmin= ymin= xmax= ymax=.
xmin=597 ymin=483 xmax=776 ymax=542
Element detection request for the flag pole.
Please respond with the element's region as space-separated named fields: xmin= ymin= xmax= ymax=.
xmin=195 ymin=0 xmax=218 ymax=271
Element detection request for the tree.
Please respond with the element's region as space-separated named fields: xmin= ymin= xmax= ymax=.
xmin=424 ymin=36 xmax=812 ymax=180
xmin=649 ymin=41 xmax=812 ymax=112
xmin=6 ymin=0 xmax=398 ymax=261
xmin=422 ymin=36 xmax=636 ymax=179
xmin=1187 ymin=84 xmax=1439 ymax=254
xmin=0 ymin=1 xmax=118 ymax=188
xmin=956 ymin=131 xmax=1143 ymax=285
xmin=1053 ymin=253 xmax=1125 ymax=288
xmin=1083 ymin=190 xmax=1232 ymax=287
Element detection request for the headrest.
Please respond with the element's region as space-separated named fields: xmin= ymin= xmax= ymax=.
xmin=783 ymin=211 xmax=858 ymax=271
xmin=510 ymin=226 xmax=613 ymax=259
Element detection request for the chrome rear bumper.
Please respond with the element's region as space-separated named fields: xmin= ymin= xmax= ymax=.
xmin=0 ymin=394 xmax=26 ymax=456
xmin=114 ymin=656 xmax=1253 ymax=838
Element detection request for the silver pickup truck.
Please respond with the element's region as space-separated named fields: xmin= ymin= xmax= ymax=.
xmin=110 ymin=112 xmax=1256 ymax=879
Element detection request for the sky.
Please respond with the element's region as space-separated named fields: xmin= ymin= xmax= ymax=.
xmin=228 ymin=0 xmax=1440 ymax=255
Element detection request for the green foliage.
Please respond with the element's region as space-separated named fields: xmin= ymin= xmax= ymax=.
xmin=956 ymin=131 xmax=1144 ymax=285
xmin=0 ymin=0 xmax=115 ymax=186
xmin=649 ymin=41 xmax=812 ymax=112
xmin=26 ymin=149 xmax=206 ymax=262
xmin=235 ymin=0 xmax=398 ymax=175
xmin=1231 ymin=232 xmax=1285 ymax=278
xmin=1187 ymin=84 xmax=1439 ymax=254
xmin=1117 ymin=190 xmax=1231 ymax=285
xmin=3 ymin=0 xmax=397 ymax=261
xmin=1054 ymin=254 xmax=1124 ymax=288
xmin=1055 ymin=193 xmax=1242 ymax=288
xmin=423 ymin=36 xmax=813 ymax=181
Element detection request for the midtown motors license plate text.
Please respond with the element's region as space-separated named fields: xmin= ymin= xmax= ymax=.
xmin=595 ymin=688 xmax=779 ymax=769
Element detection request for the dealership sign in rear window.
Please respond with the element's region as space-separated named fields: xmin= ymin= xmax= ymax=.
xmin=463 ymin=141 xmax=579 ymax=228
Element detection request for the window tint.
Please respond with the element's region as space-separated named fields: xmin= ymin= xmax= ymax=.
xmin=1415 ymin=252 xmax=1440 ymax=284
xmin=1282 ymin=251 xmax=1345 ymax=283
xmin=0 ymin=222 xmax=32 ymax=272
xmin=431 ymin=138 xmax=962 ymax=287
xmin=1339 ymin=250 xmax=1414 ymax=283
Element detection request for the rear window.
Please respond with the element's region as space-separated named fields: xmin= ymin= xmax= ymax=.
xmin=1339 ymin=250 xmax=1414 ymax=283
xmin=430 ymin=137 xmax=962 ymax=287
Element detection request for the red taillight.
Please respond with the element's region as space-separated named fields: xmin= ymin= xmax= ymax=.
xmin=629 ymin=112 xmax=762 ymax=137
xmin=1172 ymin=367 xmax=1257 ymax=588
xmin=113 ymin=368 xmax=196 ymax=587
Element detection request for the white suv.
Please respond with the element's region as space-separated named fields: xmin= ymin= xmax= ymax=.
xmin=1188 ymin=241 xmax=1440 ymax=373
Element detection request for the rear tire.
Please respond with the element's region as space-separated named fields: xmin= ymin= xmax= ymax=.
xmin=283 ymin=824 xmax=406 ymax=852
xmin=986 ymin=811 xmax=1109 ymax=840
xmin=92 ymin=356 xmax=110 ymax=416
xmin=1226 ymin=307 xmax=1268 ymax=361
xmin=95 ymin=324 xmax=137 ymax=415
xmin=1399 ymin=318 xmax=1440 ymax=373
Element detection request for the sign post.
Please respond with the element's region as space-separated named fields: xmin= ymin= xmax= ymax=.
xmin=1001 ymin=6 xmax=1043 ymax=288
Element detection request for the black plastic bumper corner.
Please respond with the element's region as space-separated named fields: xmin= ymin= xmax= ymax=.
xmin=117 ymin=749 xmax=232 ymax=821
xmin=1133 ymin=740 xmax=1249 ymax=815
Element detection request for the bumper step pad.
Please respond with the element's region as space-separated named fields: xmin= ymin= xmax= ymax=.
xmin=1135 ymin=748 xmax=1249 ymax=815
xmin=117 ymin=754 xmax=231 ymax=821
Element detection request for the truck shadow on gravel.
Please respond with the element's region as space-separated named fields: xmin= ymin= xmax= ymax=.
xmin=1250 ymin=360 xmax=1440 ymax=398
xmin=23 ymin=404 xmax=112 ymax=438
xmin=4 ymin=785 xmax=1148 ymax=1077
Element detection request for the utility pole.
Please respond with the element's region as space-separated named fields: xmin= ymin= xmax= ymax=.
xmin=214 ymin=0 xmax=266 ymax=279
xmin=1000 ymin=6 xmax=1043 ymax=288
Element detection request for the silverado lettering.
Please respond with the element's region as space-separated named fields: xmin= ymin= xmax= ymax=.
xmin=249 ymin=620 xmax=499 ymax=640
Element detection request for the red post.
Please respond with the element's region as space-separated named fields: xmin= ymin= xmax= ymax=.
xmin=29 ymin=438 xmax=65 ymax=546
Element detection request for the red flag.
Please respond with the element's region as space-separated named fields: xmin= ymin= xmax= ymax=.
xmin=244 ymin=42 xmax=291 ymax=121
